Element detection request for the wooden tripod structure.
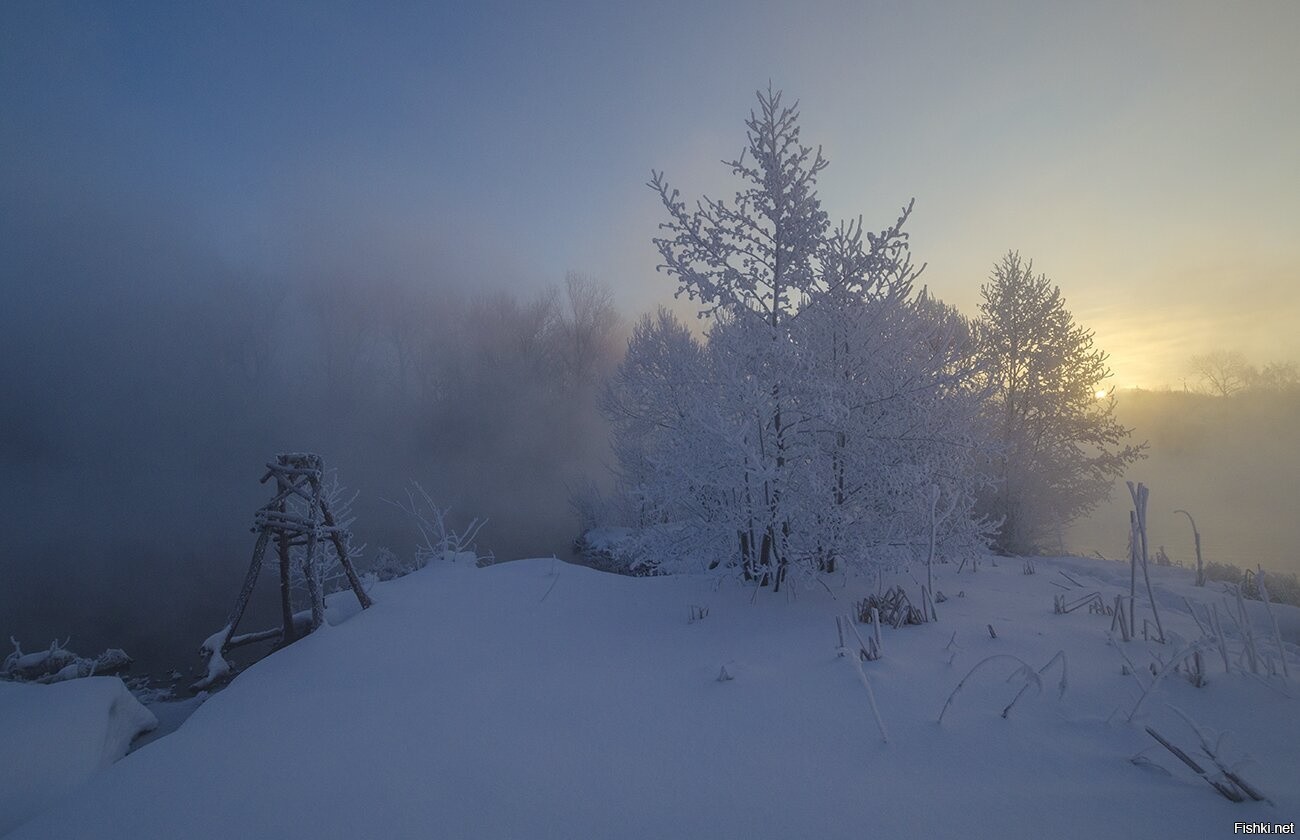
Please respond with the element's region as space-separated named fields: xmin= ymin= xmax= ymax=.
xmin=196 ymin=453 xmax=372 ymax=688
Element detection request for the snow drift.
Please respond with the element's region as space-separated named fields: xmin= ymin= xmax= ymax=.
xmin=0 ymin=677 xmax=157 ymax=835
xmin=5 ymin=556 xmax=1298 ymax=839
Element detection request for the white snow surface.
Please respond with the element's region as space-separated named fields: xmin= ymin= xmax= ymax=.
xmin=5 ymin=555 xmax=1299 ymax=839
xmin=0 ymin=677 xmax=157 ymax=835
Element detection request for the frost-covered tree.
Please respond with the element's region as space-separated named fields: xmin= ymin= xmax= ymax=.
xmin=606 ymin=88 xmax=994 ymax=585
xmin=648 ymin=87 xmax=829 ymax=587
xmin=784 ymin=222 xmax=994 ymax=574
xmin=1190 ymin=349 xmax=1253 ymax=397
xmin=1250 ymin=360 xmax=1300 ymax=393
xmin=1189 ymin=351 xmax=1298 ymax=396
xmin=976 ymin=252 xmax=1144 ymax=553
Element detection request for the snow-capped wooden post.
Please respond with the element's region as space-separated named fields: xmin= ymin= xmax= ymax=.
xmin=194 ymin=453 xmax=372 ymax=689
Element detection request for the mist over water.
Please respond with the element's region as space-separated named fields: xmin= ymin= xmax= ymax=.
xmin=1069 ymin=389 xmax=1300 ymax=575
xmin=0 ymin=185 xmax=622 ymax=677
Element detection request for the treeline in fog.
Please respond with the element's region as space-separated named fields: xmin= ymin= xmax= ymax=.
xmin=1 ymin=197 xmax=623 ymax=672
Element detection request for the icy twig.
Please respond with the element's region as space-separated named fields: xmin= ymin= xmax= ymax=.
xmin=939 ymin=654 xmax=1038 ymax=724
xmin=1001 ymin=650 xmax=1068 ymax=719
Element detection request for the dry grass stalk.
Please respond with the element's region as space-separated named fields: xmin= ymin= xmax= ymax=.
xmin=840 ymin=645 xmax=888 ymax=743
xmin=1144 ymin=726 xmax=1243 ymax=802
xmin=1256 ymin=566 xmax=1291 ymax=680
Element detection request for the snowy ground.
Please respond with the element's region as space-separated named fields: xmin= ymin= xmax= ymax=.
xmin=5 ymin=554 xmax=1298 ymax=839
xmin=0 ymin=677 xmax=156 ymax=835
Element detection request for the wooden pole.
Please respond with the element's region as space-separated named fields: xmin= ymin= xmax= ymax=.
xmin=319 ymin=492 xmax=373 ymax=610
xmin=226 ymin=528 xmax=271 ymax=644
xmin=302 ymin=487 xmax=326 ymax=631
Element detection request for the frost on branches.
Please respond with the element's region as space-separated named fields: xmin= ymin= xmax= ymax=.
xmin=604 ymin=88 xmax=995 ymax=586
xmin=975 ymin=252 xmax=1145 ymax=554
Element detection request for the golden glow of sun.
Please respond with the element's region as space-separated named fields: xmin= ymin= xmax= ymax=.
xmin=1094 ymin=389 xmax=1108 ymax=400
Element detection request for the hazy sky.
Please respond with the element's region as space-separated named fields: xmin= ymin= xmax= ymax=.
xmin=3 ymin=0 xmax=1297 ymax=389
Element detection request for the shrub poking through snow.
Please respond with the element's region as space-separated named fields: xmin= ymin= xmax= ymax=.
xmin=857 ymin=587 xmax=927 ymax=628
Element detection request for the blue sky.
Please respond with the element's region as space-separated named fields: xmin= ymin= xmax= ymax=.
xmin=4 ymin=0 xmax=1297 ymax=387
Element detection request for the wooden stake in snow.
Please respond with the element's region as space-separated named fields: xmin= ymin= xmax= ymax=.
xmin=194 ymin=453 xmax=372 ymax=690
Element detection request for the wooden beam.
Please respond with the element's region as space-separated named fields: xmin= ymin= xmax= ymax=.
xmin=224 ymin=528 xmax=272 ymax=647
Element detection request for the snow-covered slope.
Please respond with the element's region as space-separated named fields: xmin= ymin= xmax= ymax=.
xmin=6 ymin=556 xmax=1297 ymax=839
xmin=0 ymin=677 xmax=157 ymax=835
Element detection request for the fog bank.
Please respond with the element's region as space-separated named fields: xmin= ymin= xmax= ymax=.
xmin=1069 ymin=388 xmax=1300 ymax=574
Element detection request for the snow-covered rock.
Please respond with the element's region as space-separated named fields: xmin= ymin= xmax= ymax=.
xmin=0 ymin=676 xmax=157 ymax=835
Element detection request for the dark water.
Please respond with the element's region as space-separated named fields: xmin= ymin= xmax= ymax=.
xmin=5 ymin=497 xmax=582 ymax=684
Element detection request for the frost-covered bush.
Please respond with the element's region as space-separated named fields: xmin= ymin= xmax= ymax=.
xmin=389 ymin=482 xmax=493 ymax=567
xmin=572 ymin=527 xmax=656 ymax=576
xmin=1246 ymin=566 xmax=1300 ymax=607
xmin=366 ymin=546 xmax=424 ymax=581
xmin=1202 ymin=561 xmax=1241 ymax=585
